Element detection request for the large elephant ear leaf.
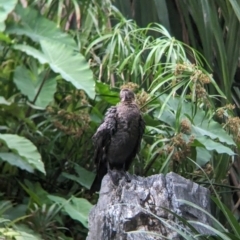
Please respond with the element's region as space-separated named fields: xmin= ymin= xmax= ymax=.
xmin=48 ymin=195 xmax=92 ymax=228
xmin=13 ymin=65 xmax=57 ymax=109
xmin=7 ymin=4 xmax=95 ymax=99
xmin=0 ymin=134 xmax=45 ymax=174
xmin=40 ymin=39 xmax=95 ymax=99
xmin=0 ymin=0 xmax=18 ymax=31
xmin=14 ymin=40 xmax=95 ymax=99
xmin=6 ymin=3 xmax=76 ymax=46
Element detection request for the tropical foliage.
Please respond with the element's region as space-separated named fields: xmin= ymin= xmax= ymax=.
xmin=0 ymin=0 xmax=239 ymax=239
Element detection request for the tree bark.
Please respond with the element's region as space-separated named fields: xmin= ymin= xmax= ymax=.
xmin=87 ymin=172 xmax=212 ymax=240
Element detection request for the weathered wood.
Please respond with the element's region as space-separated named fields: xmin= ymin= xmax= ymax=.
xmin=87 ymin=172 xmax=212 ymax=240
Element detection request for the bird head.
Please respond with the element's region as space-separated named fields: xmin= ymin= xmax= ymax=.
xmin=120 ymin=89 xmax=135 ymax=103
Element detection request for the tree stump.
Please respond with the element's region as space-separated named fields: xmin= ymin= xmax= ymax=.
xmin=87 ymin=172 xmax=212 ymax=240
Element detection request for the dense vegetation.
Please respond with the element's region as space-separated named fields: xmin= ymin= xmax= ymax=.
xmin=0 ymin=0 xmax=240 ymax=239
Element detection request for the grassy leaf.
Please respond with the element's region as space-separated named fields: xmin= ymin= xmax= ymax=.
xmin=153 ymin=0 xmax=171 ymax=33
xmin=212 ymin=196 xmax=240 ymax=237
xmin=228 ymin=0 xmax=240 ymax=22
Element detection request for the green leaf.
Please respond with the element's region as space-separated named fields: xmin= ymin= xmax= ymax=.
xmin=196 ymin=147 xmax=212 ymax=166
xmin=40 ymin=40 xmax=95 ymax=99
xmin=4 ymin=203 xmax=27 ymax=221
xmin=0 ymin=32 xmax=11 ymax=43
xmin=212 ymin=196 xmax=240 ymax=237
xmin=0 ymin=134 xmax=45 ymax=174
xmin=176 ymin=0 xmax=239 ymax=100
xmin=19 ymin=181 xmax=50 ymax=205
xmin=66 ymin=196 xmax=93 ymax=228
xmin=95 ymin=81 xmax=119 ymax=104
xmin=62 ymin=164 xmax=95 ymax=189
xmin=193 ymin=137 xmax=235 ymax=156
xmin=14 ymin=66 xmax=57 ymax=108
xmin=13 ymin=44 xmax=47 ymax=63
xmin=153 ymin=0 xmax=171 ymax=32
xmin=0 ymin=103 xmax=26 ymax=122
xmin=228 ymin=0 xmax=240 ymax=21
xmin=14 ymin=226 xmax=42 ymax=240
xmin=0 ymin=200 xmax=12 ymax=215
xmin=192 ymin=109 xmax=235 ymax=146
xmin=157 ymin=108 xmax=175 ymax=127
xmin=177 ymin=199 xmax=227 ymax=232
xmin=0 ymin=226 xmax=41 ymax=240
xmin=0 ymin=0 xmax=18 ymax=31
xmin=6 ymin=4 xmax=76 ymax=47
xmin=0 ymin=152 xmax=34 ymax=173
xmin=13 ymin=41 xmax=95 ymax=99
xmin=48 ymin=195 xmax=93 ymax=228
xmin=0 ymin=96 xmax=11 ymax=105
xmin=192 ymin=121 xmax=235 ymax=146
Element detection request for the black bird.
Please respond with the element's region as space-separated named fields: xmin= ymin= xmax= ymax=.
xmin=90 ymin=89 xmax=145 ymax=192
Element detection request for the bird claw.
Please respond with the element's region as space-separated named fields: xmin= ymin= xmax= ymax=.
xmin=108 ymin=169 xmax=132 ymax=186
xmin=108 ymin=169 xmax=121 ymax=186
xmin=123 ymin=171 xmax=131 ymax=182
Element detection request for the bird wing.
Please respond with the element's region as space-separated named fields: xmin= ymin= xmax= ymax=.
xmin=124 ymin=114 xmax=145 ymax=170
xmin=137 ymin=114 xmax=145 ymax=152
xmin=92 ymin=106 xmax=117 ymax=165
xmin=90 ymin=106 xmax=117 ymax=193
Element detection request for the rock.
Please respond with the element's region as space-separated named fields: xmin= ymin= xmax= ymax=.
xmin=87 ymin=172 xmax=212 ymax=240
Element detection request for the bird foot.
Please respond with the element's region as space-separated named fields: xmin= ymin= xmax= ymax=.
xmin=122 ymin=171 xmax=131 ymax=182
xmin=108 ymin=170 xmax=132 ymax=186
xmin=108 ymin=169 xmax=122 ymax=186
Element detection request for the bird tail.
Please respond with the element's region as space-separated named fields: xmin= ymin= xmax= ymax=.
xmin=90 ymin=163 xmax=107 ymax=193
